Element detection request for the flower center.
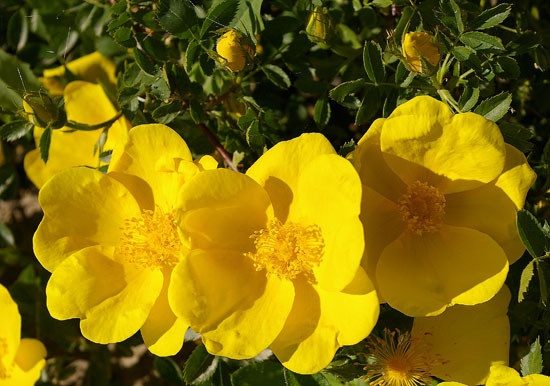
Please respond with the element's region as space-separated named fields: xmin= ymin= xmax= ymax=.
xmin=363 ymin=329 xmax=432 ymax=386
xmin=398 ymin=181 xmax=446 ymax=235
xmin=246 ymin=219 xmax=324 ymax=281
xmin=118 ymin=207 xmax=182 ymax=270
xmin=0 ymin=338 xmax=13 ymax=379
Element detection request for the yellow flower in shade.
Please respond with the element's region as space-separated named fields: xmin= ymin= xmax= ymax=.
xmin=439 ymin=364 xmax=550 ymax=386
xmin=401 ymin=32 xmax=440 ymax=74
xmin=216 ymin=30 xmax=255 ymax=72
xmin=169 ymin=133 xmax=379 ymax=374
xmin=350 ymin=96 xmax=536 ymax=317
xmin=23 ymin=81 xmax=131 ymax=188
xmin=364 ymin=286 xmax=510 ymax=386
xmin=40 ymin=51 xmax=117 ymax=95
xmin=33 ymin=124 xmax=217 ymax=356
xmin=0 ymin=284 xmax=47 ymax=386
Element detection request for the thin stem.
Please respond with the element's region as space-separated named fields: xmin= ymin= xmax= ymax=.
xmin=198 ymin=123 xmax=238 ymax=172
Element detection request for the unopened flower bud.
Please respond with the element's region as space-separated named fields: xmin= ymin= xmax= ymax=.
xmin=401 ymin=32 xmax=441 ymax=74
xmin=305 ymin=6 xmax=333 ymax=49
xmin=216 ymin=30 xmax=255 ymax=72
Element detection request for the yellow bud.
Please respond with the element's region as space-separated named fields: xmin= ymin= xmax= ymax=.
xmin=305 ymin=6 xmax=333 ymax=49
xmin=216 ymin=30 xmax=255 ymax=72
xmin=401 ymin=32 xmax=441 ymax=74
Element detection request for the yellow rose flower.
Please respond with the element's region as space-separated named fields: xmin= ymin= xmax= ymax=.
xmin=23 ymin=81 xmax=131 ymax=188
xmin=350 ymin=95 xmax=536 ymax=316
xmin=40 ymin=51 xmax=117 ymax=95
xmin=33 ymin=124 xmax=217 ymax=356
xmin=216 ymin=30 xmax=255 ymax=72
xmin=0 ymin=284 xmax=47 ymax=386
xmin=439 ymin=364 xmax=550 ymax=386
xmin=365 ymin=286 xmax=510 ymax=385
xmin=402 ymin=32 xmax=441 ymax=74
xmin=169 ymin=133 xmax=379 ymax=374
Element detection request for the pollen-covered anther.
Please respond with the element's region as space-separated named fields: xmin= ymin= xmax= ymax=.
xmin=398 ymin=181 xmax=446 ymax=235
xmin=0 ymin=338 xmax=13 ymax=379
xmin=118 ymin=207 xmax=182 ymax=270
xmin=363 ymin=329 xmax=433 ymax=386
xmin=246 ymin=219 xmax=324 ymax=281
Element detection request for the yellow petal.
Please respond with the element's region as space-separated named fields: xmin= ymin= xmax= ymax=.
xmin=0 ymin=284 xmax=21 ymax=364
xmin=486 ymin=365 xmax=527 ymax=386
xmin=495 ymin=144 xmax=536 ymax=210
xmin=412 ymin=286 xmax=510 ymax=385
xmin=292 ymin=153 xmax=364 ymax=291
xmin=41 ymin=52 xmax=117 ymax=95
xmin=272 ymin=269 xmax=379 ymax=374
xmin=23 ymin=81 xmax=130 ymax=188
xmin=246 ymin=133 xmax=336 ymax=221
xmin=3 ymin=358 xmax=46 ymax=386
xmin=179 ymin=169 xmax=272 ymax=251
xmin=445 ymin=181 xmax=525 ymax=265
xmin=376 ymin=227 xmax=509 ymax=316
xmin=14 ymin=338 xmax=47 ymax=372
xmin=108 ymin=124 xmax=193 ymax=209
xmin=46 ymin=245 xmax=163 ymax=343
xmin=141 ymin=271 xmax=187 ymax=356
xmin=34 ymin=168 xmax=141 ymax=271
xmin=360 ymin=185 xmax=403 ymax=290
xmin=350 ymin=118 xmax=407 ymax=202
xmin=380 ymin=96 xmax=506 ymax=193
xmin=169 ymin=249 xmax=295 ymax=359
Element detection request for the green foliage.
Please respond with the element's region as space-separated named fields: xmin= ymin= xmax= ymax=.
xmin=521 ymin=337 xmax=544 ymax=376
xmin=1 ymin=0 xmax=550 ymax=384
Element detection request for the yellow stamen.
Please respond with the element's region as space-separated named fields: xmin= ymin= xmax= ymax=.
xmin=0 ymin=338 xmax=13 ymax=379
xmin=398 ymin=181 xmax=446 ymax=235
xmin=118 ymin=207 xmax=182 ymax=269
xmin=246 ymin=219 xmax=324 ymax=281
xmin=363 ymin=329 xmax=433 ymax=386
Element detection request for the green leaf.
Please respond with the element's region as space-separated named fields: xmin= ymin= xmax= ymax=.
xmin=0 ymin=222 xmax=15 ymax=247
xmin=536 ymin=260 xmax=549 ymax=306
xmin=245 ymin=119 xmax=265 ymax=150
xmin=0 ymin=49 xmax=41 ymax=110
xmin=113 ymin=27 xmax=135 ymax=48
xmin=183 ymin=344 xmax=215 ymax=385
xmin=363 ymin=41 xmax=385 ymax=84
xmin=154 ymin=357 xmax=183 ymax=385
xmin=0 ymin=121 xmax=33 ymax=142
xmin=437 ymin=0 xmax=464 ymax=35
xmin=534 ymin=46 xmax=550 ymax=71
xmin=520 ymin=337 xmax=543 ymax=376
xmin=231 ymin=0 xmax=264 ymax=37
xmin=452 ymin=46 xmax=483 ymax=73
xmin=262 ymin=64 xmax=291 ymax=89
xmin=460 ymin=31 xmax=505 ymax=52
xmin=393 ymin=6 xmax=414 ymax=44
xmin=231 ymin=361 xmax=287 ymax=386
xmin=473 ymin=92 xmax=511 ymax=122
xmin=156 ymin=0 xmax=198 ymax=35
xmin=7 ymin=9 xmax=28 ymax=52
xmin=313 ymin=96 xmax=331 ymax=128
xmin=517 ymin=210 xmax=548 ymax=259
xmin=189 ymin=99 xmax=207 ymax=124
xmin=458 ymin=82 xmax=480 ymax=112
xmin=185 ymin=40 xmax=200 ymax=74
xmin=328 ymin=79 xmax=366 ymax=104
xmin=499 ymin=122 xmax=534 ymax=153
xmin=133 ymin=48 xmax=156 ymax=75
xmin=469 ymin=3 xmax=511 ymax=30
xmin=355 ymin=89 xmax=380 ymax=126
xmin=201 ymin=0 xmax=238 ymax=38
xmin=39 ymin=126 xmax=52 ymax=163
xmin=493 ymin=56 xmax=520 ymax=78
xmin=518 ymin=260 xmax=534 ymax=302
